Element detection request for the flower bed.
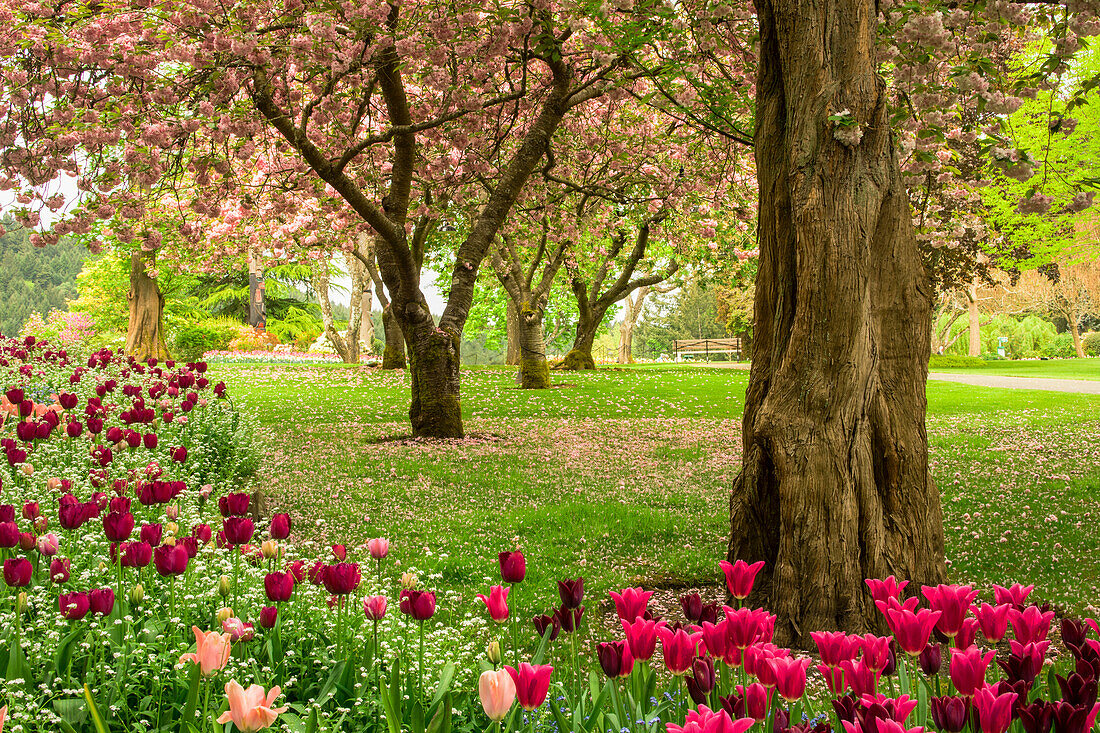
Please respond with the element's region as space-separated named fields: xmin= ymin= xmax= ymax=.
xmin=202 ymin=350 xmax=345 ymax=365
xmin=3 ymin=337 xmax=1098 ymax=733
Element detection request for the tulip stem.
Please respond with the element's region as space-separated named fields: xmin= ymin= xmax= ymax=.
xmin=418 ymin=619 xmax=425 ymax=702
xmin=203 ymin=679 xmax=211 ymax=733
xmin=511 ymin=582 xmax=519 ymax=669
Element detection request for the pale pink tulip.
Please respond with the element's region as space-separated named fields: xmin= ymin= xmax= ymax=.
xmin=216 ymin=680 xmax=288 ymax=732
xmin=479 ymin=669 xmax=516 ymax=722
xmin=178 ymin=626 xmax=231 ymax=676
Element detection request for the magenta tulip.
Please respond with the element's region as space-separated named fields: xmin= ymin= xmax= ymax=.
xmin=89 ymin=588 xmax=115 ymax=616
xmin=153 ymin=543 xmax=189 ymax=576
xmin=505 ymin=663 xmax=553 ymax=711
xmin=657 ymin=626 xmax=702 ymax=675
xmin=270 ymin=513 xmax=291 ymax=540
xmin=264 ymin=572 xmax=295 ymax=603
xmin=477 ymin=585 xmax=510 ymax=622
xmin=610 ymin=587 xmax=653 ymax=622
xmin=59 ymin=591 xmax=90 ymax=620
xmin=3 ymin=558 xmax=31 ymax=587
xmin=720 ymin=559 xmax=765 ymax=599
xmin=321 ymin=563 xmax=361 ymax=596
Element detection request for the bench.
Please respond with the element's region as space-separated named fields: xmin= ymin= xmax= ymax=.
xmin=673 ymin=338 xmax=743 ymax=361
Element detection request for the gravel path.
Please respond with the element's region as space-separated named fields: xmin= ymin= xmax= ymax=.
xmin=928 ymin=372 xmax=1100 ymax=394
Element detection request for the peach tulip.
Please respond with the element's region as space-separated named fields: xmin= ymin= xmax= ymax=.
xmin=178 ymin=626 xmax=231 ymax=676
xmin=0 ymin=704 xmax=6 ymax=732
xmin=216 ymin=680 xmax=288 ymax=732
xmin=479 ymin=669 xmax=516 ymax=722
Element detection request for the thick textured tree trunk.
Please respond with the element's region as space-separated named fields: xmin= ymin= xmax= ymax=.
xmin=506 ymin=298 xmax=521 ymax=365
xmin=729 ymin=0 xmax=946 ymax=648
xmin=517 ymin=306 xmax=550 ymax=389
xmin=125 ymin=251 xmax=171 ymax=363
xmin=405 ymin=323 xmax=462 ymax=437
xmin=381 ymin=305 xmax=407 ymax=369
xmin=967 ymin=279 xmax=981 ymax=357
xmin=559 ymin=312 xmax=598 ymax=370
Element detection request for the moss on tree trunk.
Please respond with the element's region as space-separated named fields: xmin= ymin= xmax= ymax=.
xmin=406 ymin=326 xmax=462 ymax=437
xmin=381 ymin=305 xmax=407 ymax=369
xmin=517 ymin=305 xmax=551 ymax=389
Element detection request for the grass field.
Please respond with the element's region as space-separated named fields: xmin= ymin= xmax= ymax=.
xmin=931 ymin=357 xmax=1100 ymax=381
xmin=211 ymin=363 xmax=1100 ymax=619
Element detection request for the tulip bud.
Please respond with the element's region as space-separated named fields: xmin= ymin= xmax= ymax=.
xmin=130 ymin=583 xmax=145 ymax=605
xmin=219 ymin=575 xmax=231 ymax=597
xmin=33 ymin=516 xmax=48 ymax=533
xmin=401 ymin=572 xmax=418 ymax=590
xmin=21 ymin=463 xmax=34 ymax=476
xmin=261 ymin=539 xmax=279 ymax=559
xmin=45 ymin=477 xmax=61 ymax=492
xmin=165 ymin=505 xmax=179 ymax=521
xmin=487 ymin=640 xmax=502 ymax=665
xmin=216 ymin=606 xmax=234 ymax=625
xmin=16 ymin=591 xmax=27 ymax=613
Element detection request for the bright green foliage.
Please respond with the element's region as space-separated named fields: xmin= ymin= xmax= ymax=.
xmin=0 ymin=218 xmax=89 ymax=336
xmin=634 ymin=283 xmax=732 ymax=359
xmin=938 ymin=313 xmax=1064 ymax=359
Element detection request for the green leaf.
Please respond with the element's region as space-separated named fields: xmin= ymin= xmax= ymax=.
xmin=180 ymin=661 xmax=202 ymax=727
xmin=5 ymin=636 xmax=28 ymax=683
xmin=427 ymin=693 xmax=453 ymax=733
xmin=549 ymin=696 xmax=572 ymax=733
xmin=54 ymin=626 xmax=84 ymax=680
xmin=583 ymin=681 xmax=613 ymax=733
xmin=428 ymin=662 xmax=456 ymax=716
xmin=83 ymin=684 xmax=110 ymax=733
xmin=315 ymin=660 xmax=346 ymax=707
xmin=412 ymin=701 xmax=426 ymax=733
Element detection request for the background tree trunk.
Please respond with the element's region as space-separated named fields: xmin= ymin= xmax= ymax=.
xmin=248 ymin=251 xmax=266 ymax=330
xmin=617 ymin=286 xmax=651 ymax=364
xmin=125 ymin=251 xmax=171 ymax=362
xmin=967 ymin=279 xmax=981 ymax=357
xmin=729 ymin=0 xmax=946 ymax=648
xmin=506 ymin=298 xmax=521 ymax=366
xmin=1070 ymin=315 xmax=1086 ymax=357
xmin=517 ymin=306 xmax=550 ymax=388
xmin=560 ymin=313 xmax=597 ymax=370
xmin=314 ymin=264 xmax=354 ymax=363
xmin=381 ymin=306 xmax=407 ymax=369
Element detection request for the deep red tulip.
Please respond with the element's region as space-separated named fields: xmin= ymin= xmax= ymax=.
xmin=597 ymin=640 xmax=634 ymax=678
xmin=0 ymin=505 xmax=14 ymax=523
xmin=498 ymin=550 xmax=525 ymax=583
xmin=505 ymin=663 xmax=553 ymax=711
xmin=931 ymin=696 xmax=970 ymax=733
xmin=192 ymin=523 xmax=212 ymax=544
xmin=259 ymin=605 xmax=279 ymax=629
xmin=66 ymin=420 xmax=83 ymax=438
xmin=286 ymin=559 xmax=307 ymax=583
xmin=331 ymin=544 xmax=347 ymax=561
xmin=171 ymin=446 xmax=187 ymax=462
xmin=555 ymin=605 xmax=584 ymax=633
xmin=89 ymin=588 xmax=115 ymax=616
xmin=610 ymin=587 xmax=652 ymax=622
xmin=120 ymin=541 xmax=153 ymax=568
xmin=322 ymin=563 xmax=361 ymax=596
xmin=139 ymin=523 xmax=162 ymax=546
xmin=920 ymin=643 xmax=943 ymax=675
xmin=3 ymin=558 xmax=32 ymax=586
xmin=399 ymin=589 xmax=436 ymax=619
xmin=1000 ymin=640 xmax=1050 ymax=684
xmin=657 ymin=626 xmax=702 ymax=675
xmin=265 ymin=572 xmax=295 ymax=603
xmin=720 ymin=559 xmax=765 ymax=600
xmin=680 ymin=592 xmax=704 ymax=623
xmin=50 ymin=557 xmax=71 ymax=583
xmin=17 ymin=532 xmax=33 ymax=551
xmin=558 ymin=578 xmax=584 ymax=609
xmin=0 ymin=522 xmax=18 ymax=548
xmin=222 ymin=517 xmax=254 ymax=546
xmin=269 ymin=513 xmax=291 ymax=540
xmin=103 ymin=511 xmax=134 ymax=542
xmin=689 ymin=656 xmax=716 ymax=697
xmin=153 ymin=543 xmax=189 ymax=576
xmin=533 ymin=613 xmax=561 ymax=642
xmin=60 ymin=591 xmax=90 ymax=620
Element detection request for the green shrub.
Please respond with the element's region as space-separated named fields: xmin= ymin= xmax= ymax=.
xmin=1040 ymin=332 xmax=1077 ymax=359
xmin=173 ymin=319 xmax=240 ymax=361
xmin=1084 ymin=331 xmax=1100 ymax=357
xmin=929 ymin=354 xmax=987 ymax=369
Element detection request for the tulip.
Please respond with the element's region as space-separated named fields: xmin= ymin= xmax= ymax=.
xmin=558 ymin=578 xmax=584 ymax=609
xmin=400 ymin=571 xmax=417 ymax=590
xmin=955 ymin=617 xmax=980 ymax=650
xmin=261 ymin=539 xmax=279 ymax=559
xmin=193 ymin=523 xmax=213 ymax=544
xmin=270 ymin=513 xmax=291 ymax=540
xmin=919 ymin=643 xmax=943 ymax=675
xmin=922 ymin=584 xmax=979 ymax=638
xmin=610 ymin=587 xmax=653 ymax=622
xmin=975 ymin=686 xmax=1017 ymax=733
xmin=505 ymin=663 xmax=553 ymax=711
xmin=768 ymin=656 xmax=811 ymax=700
xmin=3 ymin=558 xmax=31 ymax=587
xmin=103 ymin=511 xmax=134 ymax=542
xmin=669 ymin=706 xmax=755 ymax=733
xmin=487 ymin=641 xmax=503 ymax=665
xmin=400 ymin=589 xmax=437 ymax=620
xmin=217 ymin=606 xmax=235 ymax=625
xmin=171 ymin=446 xmax=187 ymax=463
xmin=153 ymin=543 xmax=189 ymax=576
xmin=597 ymin=640 xmax=635 ymax=678
xmin=363 ymin=595 xmax=387 ymax=620
xmin=0 ymin=522 xmax=18 ymax=549
xmin=331 ymin=544 xmax=347 ymax=561
xmin=130 ymin=584 xmax=144 ymax=605
xmin=120 ymin=541 xmax=153 ymax=568
xmin=50 ymin=557 xmax=71 ymax=583
xmin=841 ymin=658 xmax=881 ymax=697
xmin=139 ymin=523 xmax=162 ymax=547
xmin=498 ymin=549 xmax=525 ymax=583
xmin=22 ymin=502 xmax=39 ymax=520
xmin=223 ymin=617 xmax=255 ymax=642
xmin=658 ymin=626 xmax=702 ymax=675
xmin=477 ymin=585 xmax=510 ymax=622
xmin=681 ymin=592 xmax=704 ymax=623
xmin=533 ymin=613 xmax=561 ymax=642
xmin=931 ymin=696 xmax=970 ymax=733
xmin=720 ymin=559 xmax=765 ymax=599
xmin=322 ymin=563 xmax=361 ymax=596
xmin=700 ymin=619 xmax=728 ymax=660
xmin=686 ymin=656 xmax=716 ymax=702
xmin=1000 ymin=640 xmax=1049 ymax=684
xmin=223 ymin=517 xmax=255 ymax=546
xmin=813 ymin=631 xmax=862 ymax=666
xmin=89 ymin=588 xmax=115 ymax=616
xmin=216 ymin=680 xmax=287 ymax=732
xmin=479 ymin=669 xmax=516 ymax=722
xmin=59 ymin=591 xmax=90 ymax=620
xmin=993 ymin=583 xmax=1035 ymax=608
xmin=179 ymin=626 xmax=232 ymax=676
xmin=259 ymin=606 xmax=278 ymax=629
xmin=36 ymin=532 xmax=60 ymax=556
xmin=950 ymin=646 xmax=995 ymax=697
xmin=1010 ymin=605 xmax=1056 ymax=645
xmin=17 ymin=532 xmax=33 ymax=551
xmin=884 ymin=608 xmax=942 ymax=655
xmin=264 ymin=572 xmax=295 ymax=603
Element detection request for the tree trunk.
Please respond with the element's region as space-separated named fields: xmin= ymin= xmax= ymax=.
xmin=506 ymin=298 xmax=521 ymax=366
xmin=560 ymin=315 xmax=598 ymax=370
xmin=617 ymin=286 xmax=651 ymax=364
xmin=1070 ymin=314 xmax=1085 ymax=358
xmin=381 ymin=305 xmax=407 ymax=369
xmin=618 ymin=320 xmax=634 ymax=364
xmin=125 ymin=251 xmax=171 ymax=363
xmin=517 ymin=305 xmax=551 ymax=388
xmin=248 ymin=251 xmax=266 ymax=330
xmin=404 ymin=322 xmax=463 ymax=437
xmin=314 ymin=264 xmax=354 ymax=363
xmin=967 ymin=279 xmax=981 ymax=357
xmin=729 ymin=0 xmax=946 ymax=648
xmin=360 ymin=286 xmax=374 ymax=354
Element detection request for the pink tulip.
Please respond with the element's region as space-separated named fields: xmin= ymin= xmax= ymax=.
xmin=610 ymin=587 xmax=653 ymax=621
xmin=216 ymin=680 xmax=288 ymax=732
xmin=363 ymin=595 xmax=387 ymax=621
xmin=479 ymin=669 xmax=516 ymax=722
xmin=622 ymin=617 xmax=665 ymax=661
xmin=1009 ymin=605 xmax=1055 ymax=645
xmin=367 ymin=537 xmax=389 ymax=559
xmin=0 ymin=704 xmax=6 ymax=732
xmin=974 ymin=686 xmax=1016 ymax=733
xmin=667 ymin=705 xmax=755 ymax=733
xmin=812 ymin=631 xmax=862 ymax=666
xmin=866 ymin=576 xmax=910 ymax=604
xmin=477 ymin=585 xmax=510 ymax=622
xmin=719 ymin=560 xmax=765 ymax=599
xmin=36 ymin=532 xmax=59 ymax=556
xmin=949 ymin=646 xmax=994 ymax=697
xmin=992 ymin=583 xmax=1034 ymax=608
xmin=505 ymin=663 xmax=553 ymax=710
xmin=178 ymin=626 xmax=231 ymax=676
xmin=767 ymin=656 xmax=811 ymax=700
xmin=921 ymin=585 xmax=978 ymax=638
xmin=972 ymin=603 xmax=1011 ymax=643
xmin=222 ymin=617 xmax=255 ymax=642
xmin=884 ymin=608 xmax=942 ymax=655
xmin=658 ymin=626 xmax=703 ymax=675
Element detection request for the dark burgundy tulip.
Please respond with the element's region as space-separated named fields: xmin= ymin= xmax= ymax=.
xmin=680 ymin=592 xmax=704 ymax=623
xmin=22 ymin=502 xmax=38 ymax=520
xmin=881 ymin=639 xmax=898 ymax=676
xmin=533 ymin=613 xmax=561 ymax=642
xmin=179 ymin=536 xmax=199 ymax=558
xmin=690 ymin=655 xmax=716 ymax=693
xmin=139 ymin=523 xmax=162 ymax=547
xmin=18 ymin=399 xmax=33 ymax=418
xmin=180 ymin=401 xmax=193 ymax=413
xmin=153 ymin=543 xmax=189 ymax=576
xmin=322 ymin=562 xmax=361 ymax=596
xmin=192 ymin=523 xmax=212 ymax=544
xmin=59 ymin=502 xmax=87 ymax=530
xmin=89 ymin=588 xmax=115 ymax=616
xmin=2 ymin=558 xmax=31 ymax=587
xmin=597 ymin=640 xmax=633 ymax=679
xmin=498 ymin=550 xmax=526 ymax=583
xmin=259 ymin=605 xmax=278 ymax=629
xmin=269 ymin=513 xmax=291 ymax=540
xmin=405 ymin=589 xmax=436 ymax=620
xmin=109 ymin=497 xmax=131 ymax=513
xmin=214 ymin=381 xmax=227 ymax=397
xmin=65 ymin=420 xmax=83 ymax=438
xmin=832 ymin=694 xmax=860 ymax=724
xmin=5 ymin=388 xmax=23 ymax=404
xmin=0 ymin=504 xmax=14 ymax=522
xmin=699 ymin=602 xmax=720 ymax=625
xmin=87 ymin=416 xmax=103 ymax=434
xmin=1063 ymin=619 xmax=1090 ymax=649
xmin=219 ymin=492 xmax=250 ymax=517
xmin=142 ymin=433 xmax=157 ymax=449
xmin=1020 ymin=702 xmax=1055 ymax=733
xmin=1057 ymin=673 xmax=1098 ymax=708
xmin=331 ymin=544 xmax=347 ymax=561
xmin=34 ymin=420 xmax=53 ymax=439
xmin=59 ymin=392 xmax=78 ymax=410
xmin=171 ymin=446 xmax=187 ymax=463
xmin=91 ymin=444 xmax=113 ymax=467
xmin=931 ymin=696 xmax=969 ymax=733
xmin=50 ymin=557 xmax=71 ymax=584
xmin=920 ymin=642 xmax=943 ymax=675
xmin=0 ymin=522 xmax=18 ymax=548
xmin=59 ymin=591 xmax=90 ymax=620
xmin=555 ymin=604 xmax=584 ymax=633
xmin=103 ymin=511 xmax=134 ymax=542
xmin=265 ymin=571 xmax=295 ymax=602
xmin=558 ymin=578 xmax=584 ymax=609
xmin=1052 ymin=702 xmax=1092 ymax=733
xmin=16 ymin=421 xmax=35 ymax=442
xmin=105 ymin=426 xmax=124 ymax=444
xmin=222 ymin=517 xmax=254 ymax=546
xmin=286 ymin=560 xmax=307 ymax=583
xmin=120 ymin=541 xmax=153 ymax=568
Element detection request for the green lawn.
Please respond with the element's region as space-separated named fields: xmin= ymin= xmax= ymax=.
xmin=931 ymin=357 xmax=1100 ymax=381
xmin=212 ymin=363 xmax=1100 ymax=618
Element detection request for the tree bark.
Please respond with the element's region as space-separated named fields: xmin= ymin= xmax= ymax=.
xmin=967 ymin=278 xmax=981 ymax=357
xmin=729 ymin=0 xmax=946 ymax=648
xmin=381 ymin=305 xmax=407 ymax=369
xmin=617 ymin=286 xmax=651 ymax=364
xmin=560 ymin=315 xmax=598 ymax=370
xmin=125 ymin=251 xmax=171 ymax=363
xmin=1070 ymin=314 xmax=1085 ymax=358
xmin=314 ymin=261 xmax=357 ymax=363
xmin=506 ymin=298 xmax=521 ymax=366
